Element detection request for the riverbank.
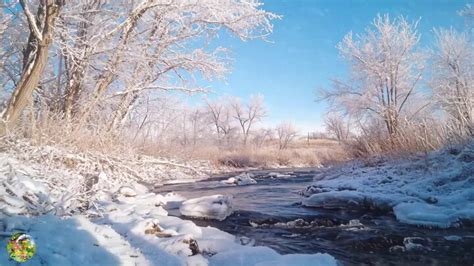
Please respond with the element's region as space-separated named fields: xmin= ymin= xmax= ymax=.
xmin=1 ymin=138 xmax=473 ymax=265
xmin=0 ymin=139 xmax=337 ymax=265
xmin=0 ymin=175 xmax=336 ymax=265
xmin=302 ymin=140 xmax=474 ymax=229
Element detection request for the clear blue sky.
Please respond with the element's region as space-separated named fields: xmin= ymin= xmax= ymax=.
xmin=198 ymin=0 xmax=470 ymax=133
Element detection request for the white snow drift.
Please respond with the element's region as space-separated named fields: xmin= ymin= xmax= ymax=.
xmin=180 ymin=194 xmax=234 ymax=221
xmin=1 ymin=183 xmax=336 ymax=266
xmin=303 ymin=141 xmax=474 ymax=228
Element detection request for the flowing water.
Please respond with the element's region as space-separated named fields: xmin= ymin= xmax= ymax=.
xmin=155 ymin=169 xmax=474 ymax=265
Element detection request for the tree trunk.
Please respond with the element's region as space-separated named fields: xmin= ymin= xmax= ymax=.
xmin=0 ymin=1 xmax=62 ymax=135
xmin=63 ymin=63 xmax=87 ymax=122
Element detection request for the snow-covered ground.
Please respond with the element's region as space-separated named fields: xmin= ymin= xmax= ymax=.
xmin=3 ymin=139 xmax=472 ymax=264
xmin=302 ymin=141 xmax=474 ymax=228
xmin=1 ymin=183 xmax=336 ymax=265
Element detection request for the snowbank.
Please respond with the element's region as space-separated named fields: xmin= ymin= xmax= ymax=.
xmin=94 ymin=190 xmax=336 ymax=266
xmin=0 ymin=140 xmax=338 ymax=265
xmin=209 ymin=247 xmax=336 ymax=266
xmin=302 ymin=141 xmax=474 ymax=228
xmin=1 ymin=181 xmax=337 ymax=266
xmin=180 ymin=195 xmax=233 ymax=221
xmin=0 ymin=215 xmax=148 ymax=265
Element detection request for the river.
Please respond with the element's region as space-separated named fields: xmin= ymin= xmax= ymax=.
xmin=155 ymin=169 xmax=474 ymax=265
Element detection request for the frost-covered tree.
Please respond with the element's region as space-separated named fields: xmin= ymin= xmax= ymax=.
xmin=431 ymin=29 xmax=473 ymax=136
xmin=320 ymin=15 xmax=425 ymax=140
xmin=0 ymin=0 xmax=278 ymax=135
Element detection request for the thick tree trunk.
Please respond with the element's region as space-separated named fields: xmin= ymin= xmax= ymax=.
xmin=0 ymin=1 xmax=62 ymax=135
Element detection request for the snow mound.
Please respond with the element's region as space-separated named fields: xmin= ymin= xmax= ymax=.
xmin=222 ymin=173 xmax=257 ymax=185
xmin=209 ymin=246 xmax=280 ymax=266
xmin=209 ymin=246 xmax=336 ymax=266
xmin=393 ymin=202 xmax=474 ymax=228
xmin=118 ymin=186 xmax=137 ymax=197
xmin=164 ymin=192 xmax=187 ymax=209
xmin=0 ymin=215 xmax=148 ymax=265
xmin=180 ymin=195 xmax=233 ymax=221
xmin=303 ymin=141 xmax=474 ymax=228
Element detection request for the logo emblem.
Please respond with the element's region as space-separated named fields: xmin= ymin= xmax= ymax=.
xmin=7 ymin=232 xmax=36 ymax=262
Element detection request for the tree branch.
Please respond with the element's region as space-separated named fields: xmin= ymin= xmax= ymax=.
xmin=19 ymin=0 xmax=43 ymax=43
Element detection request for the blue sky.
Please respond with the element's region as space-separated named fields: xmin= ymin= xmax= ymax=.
xmin=198 ymin=0 xmax=470 ymax=133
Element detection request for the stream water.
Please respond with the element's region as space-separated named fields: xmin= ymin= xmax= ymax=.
xmin=155 ymin=169 xmax=474 ymax=265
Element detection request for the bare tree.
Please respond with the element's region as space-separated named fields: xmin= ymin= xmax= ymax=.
xmin=205 ymin=98 xmax=236 ymax=146
xmin=276 ymin=122 xmax=298 ymax=150
xmin=324 ymin=112 xmax=351 ymax=141
xmin=319 ymin=15 xmax=424 ymax=141
xmin=1 ymin=0 xmax=64 ymax=134
xmin=431 ymin=28 xmax=473 ymax=136
xmin=230 ymin=94 xmax=266 ymax=145
xmin=252 ymin=127 xmax=274 ymax=147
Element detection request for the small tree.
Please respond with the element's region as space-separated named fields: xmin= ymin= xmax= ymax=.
xmin=324 ymin=112 xmax=351 ymax=141
xmin=252 ymin=127 xmax=274 ymax=147
xmin=205 ymin=97 xmax=236 ymax=146
xmin=276 ymin=122 xmax=298 ymax=150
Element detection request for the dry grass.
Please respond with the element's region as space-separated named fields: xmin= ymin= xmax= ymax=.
xmin=5 ymin=108 xmax=352 ymax=170
xmin=213 ymin=139 xmax=350 ymax=169
xmin=347 ymin=119 xmax=471 ymax=158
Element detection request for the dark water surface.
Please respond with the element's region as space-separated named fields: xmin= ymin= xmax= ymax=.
xmin=155 ymin=169 xmax=474 ymax=266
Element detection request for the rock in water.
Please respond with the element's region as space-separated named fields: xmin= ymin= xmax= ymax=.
xmin=222 ymin=173 xmax=257 ymax=186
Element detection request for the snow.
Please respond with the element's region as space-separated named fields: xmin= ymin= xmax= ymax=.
xmin=1 ymin=170 xmax=339 ymax=266
xmin=209 ymin=247 xmax=336 ymax=266
xmin=303 ymin=141 xmax=474 ymax=228
xmin=393 ymin=202 xmax=459 ymax=228
xmin=180 ymin=195 xmax=233 ymax=221
xmin=222 ymin=173 xmax=257 ymax=185
xmin=0 ymin=215 xmax=148 ymax=265
xmin=118 ymin=186 xmax=138 ymax=197
xmin=0 ymin=141 xmax=339 ymax=266
xmin=208 ymin=246 xmax=280 ymax=266
xmin=164 ymin=192 xmax=188 ymax=210
xmin=266 ymin=172 xmax=294 ymax=178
